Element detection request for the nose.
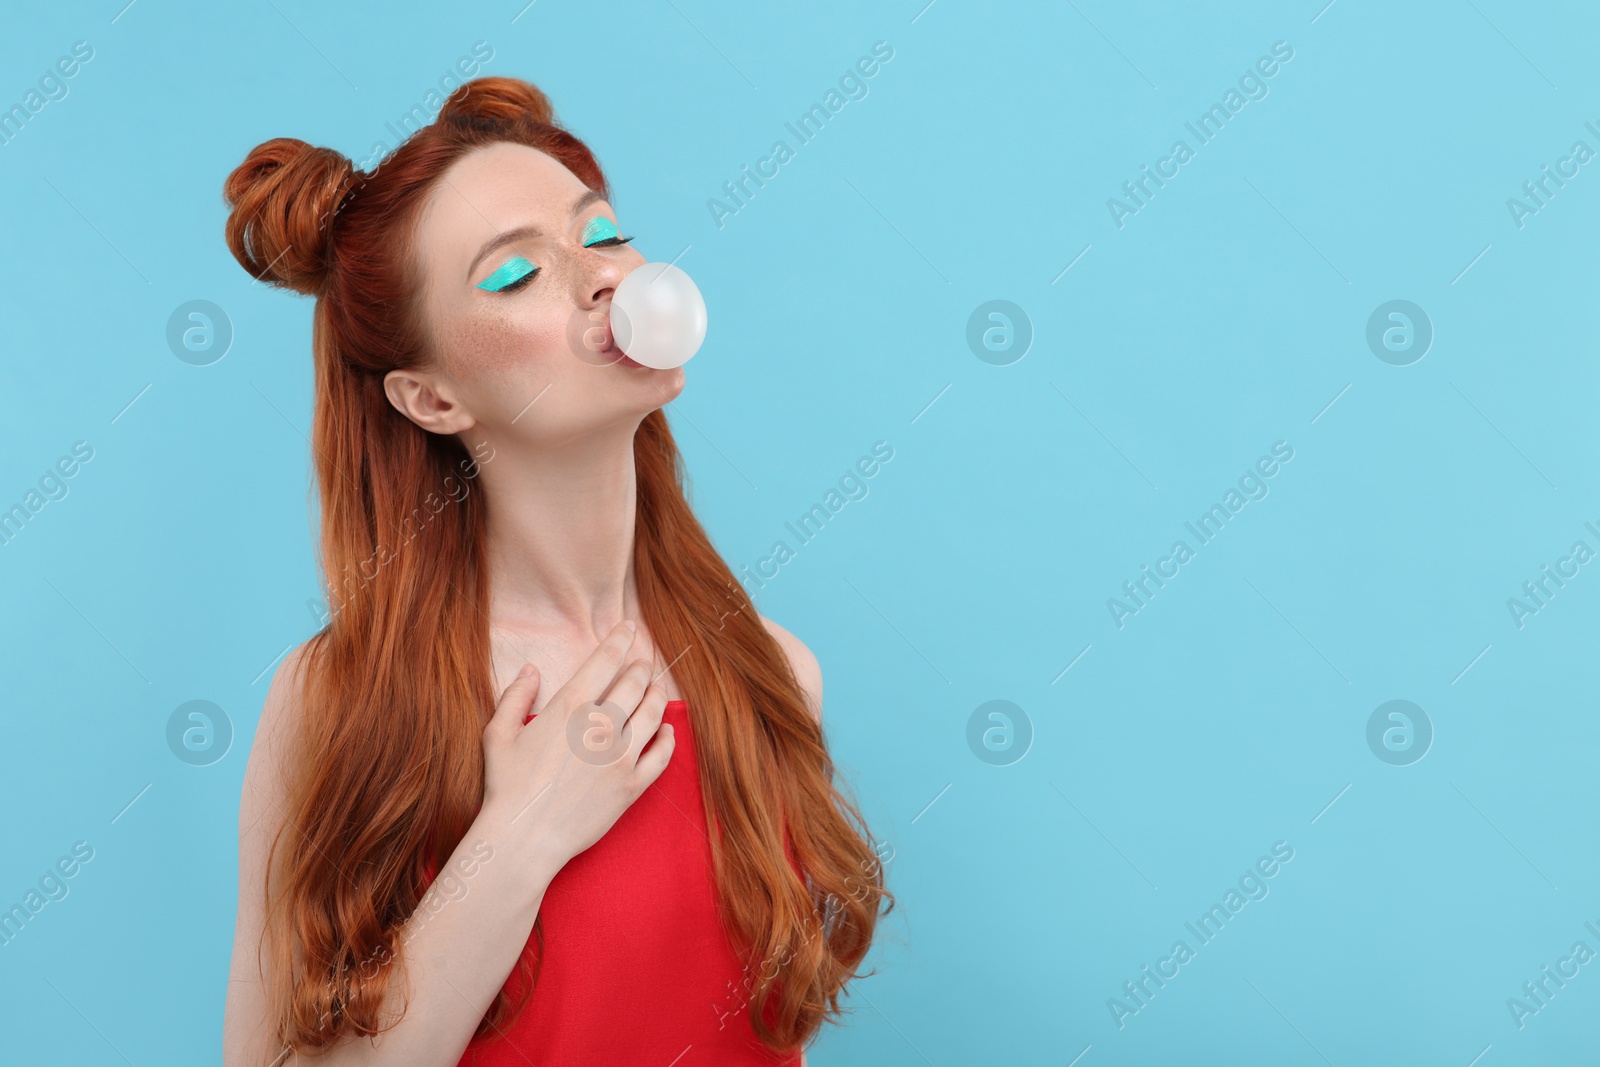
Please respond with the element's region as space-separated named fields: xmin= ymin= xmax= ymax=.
xmin=576 ymin=245 xmax=629 ymax=312
xmin=567 ymin=250 xmax=634 ymax=359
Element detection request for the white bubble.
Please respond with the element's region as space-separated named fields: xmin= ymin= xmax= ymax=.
xmin=609 ymin=262 xmax=707 ymax=369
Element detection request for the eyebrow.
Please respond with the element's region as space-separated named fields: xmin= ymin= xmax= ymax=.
xmin=465 ymin=189 xmax=608 ymax=280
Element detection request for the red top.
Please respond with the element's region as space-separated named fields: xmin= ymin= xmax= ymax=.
xmin=428 ymin=699 xmax=804 ymax=1066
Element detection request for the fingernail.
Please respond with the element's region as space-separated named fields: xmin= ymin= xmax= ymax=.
xmin=518 ymin=663 xmax=535 ymax=678
xmin=625 ymin=620 xmax=637 ymax=633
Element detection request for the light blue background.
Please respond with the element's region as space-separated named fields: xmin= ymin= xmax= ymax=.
xmin=2 ymin=1 xmax=1598 ymax=1063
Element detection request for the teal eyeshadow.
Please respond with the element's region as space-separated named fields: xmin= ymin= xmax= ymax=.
xmin=477 ymin=255 xmax=538 ymax=291
xmin=581 ymin=216 xmax=618 ymax=246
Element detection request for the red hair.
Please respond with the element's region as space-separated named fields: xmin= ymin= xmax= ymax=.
xmin=223 ymin=76 xmax=891 ymax=1057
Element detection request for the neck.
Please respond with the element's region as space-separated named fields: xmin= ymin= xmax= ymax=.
xmin=477 ymin=422 xmax=642 ymax=639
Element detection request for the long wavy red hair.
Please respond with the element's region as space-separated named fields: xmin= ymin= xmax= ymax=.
xmin=222 ymin=76 xmax=892 ymax=1059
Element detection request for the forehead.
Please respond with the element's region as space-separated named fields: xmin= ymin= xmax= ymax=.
xmin=415 ymin=142 xmax=590 ymax=264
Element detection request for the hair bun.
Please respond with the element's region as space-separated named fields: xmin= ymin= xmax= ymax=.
xmin=223 ymin=137 xmax=356 ymax=295
xmin=437 ymin=76 xmax=555 ymax=129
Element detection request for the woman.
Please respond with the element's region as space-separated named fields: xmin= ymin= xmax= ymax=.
xmin=220 ymin=76 xmax=892 ymax=1065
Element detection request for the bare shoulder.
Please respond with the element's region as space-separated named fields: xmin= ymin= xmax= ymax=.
xmin=759 ymin=615 xmax=822 ymax=724
xmin=224 ymin=638 xmax=317 ymax=1065
xmin=248 ymin=640 xmax=317 ymax=794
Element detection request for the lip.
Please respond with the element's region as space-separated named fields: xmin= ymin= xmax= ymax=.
xmin=595 ymin=312 xmax=647 ymax=368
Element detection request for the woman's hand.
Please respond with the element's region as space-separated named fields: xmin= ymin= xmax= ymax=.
xmin=478 ymin=621 xmax=675 ymax=872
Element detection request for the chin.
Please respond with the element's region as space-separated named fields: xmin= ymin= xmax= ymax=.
xmin=651 ymin=364 xmax=687 ymax=398
xmin=625 ymin=360 xmax=684 ymax=387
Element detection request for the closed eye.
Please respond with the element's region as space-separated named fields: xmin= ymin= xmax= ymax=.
xmin=478 ymin=255 xmax=539 ymax=293
xmin=581 ymin=215 xmax=635 ymax=249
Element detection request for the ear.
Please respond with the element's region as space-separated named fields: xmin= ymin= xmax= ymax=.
xmin=383 ymin=367 xmax=476 ymax=435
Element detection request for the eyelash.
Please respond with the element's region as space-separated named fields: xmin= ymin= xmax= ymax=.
xmin=495 ymin=267 xmax=538 ymax=293
xmin=488 ymin=235 xmax=636 ymax=294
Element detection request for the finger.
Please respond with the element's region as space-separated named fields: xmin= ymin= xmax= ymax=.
xmin=556 ymin=621 xmax=637 ymax=715
xmin=632 ymin=721 xmax=675 ymax=788
xmin=600 ymin=657 xmax=655 ymax=720
xmin=622 ymin=684 xmax=670 ymax=764
xmin=487 ymin=662 xmax=541 ymax=735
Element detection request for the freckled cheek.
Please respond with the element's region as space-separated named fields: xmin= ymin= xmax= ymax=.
xmin=447 ymin=312 xmax=569 ymax=379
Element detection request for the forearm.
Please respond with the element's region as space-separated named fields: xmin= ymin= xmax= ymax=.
xmin=297 ymin=817 xmax=560 ymax=1066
